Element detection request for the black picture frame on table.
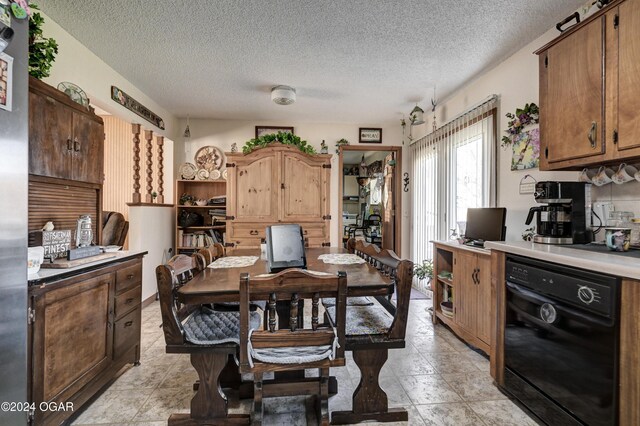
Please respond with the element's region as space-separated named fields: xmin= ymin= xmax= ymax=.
xmin=255 ymin=126 xmax=294 ymax=139
xmin=359 ymin=127 xmax=382 ymax=143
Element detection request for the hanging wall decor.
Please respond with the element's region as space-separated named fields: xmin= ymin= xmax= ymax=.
xmin=111 ymin=85 xmax=165 ymax=129
xmin=501 ymin=103 xmax=540 ymax=170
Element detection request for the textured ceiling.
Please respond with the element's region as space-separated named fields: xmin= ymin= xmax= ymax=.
xmin=38 ymin=0 xmax=584 ymax=123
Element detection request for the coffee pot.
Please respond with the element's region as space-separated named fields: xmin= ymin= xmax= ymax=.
xmin=75 ymin=215 xmax=93 ymax=247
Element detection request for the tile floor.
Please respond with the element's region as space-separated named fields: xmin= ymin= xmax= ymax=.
xmin=71 ymin=299 xmax=538 ymax=426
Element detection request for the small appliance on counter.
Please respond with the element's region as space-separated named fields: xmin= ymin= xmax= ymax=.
xmin=525 ymin=181 xmax=593 ymax=244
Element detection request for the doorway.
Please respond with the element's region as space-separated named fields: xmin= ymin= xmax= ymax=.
xmin=338 ymin=145 xmax=402 ymax=255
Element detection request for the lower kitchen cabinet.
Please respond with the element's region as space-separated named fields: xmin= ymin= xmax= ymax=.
xmin=432 ymin=241 xmax=492 ymax=354
xmin=28 ymin=254 xmax=144 ymax=425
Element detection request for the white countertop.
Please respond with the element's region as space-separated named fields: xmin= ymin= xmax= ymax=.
xmin=485 ymin=241 xmax=640 ymax=280
xmin=28 ymin=250 xmax=148 ymax=284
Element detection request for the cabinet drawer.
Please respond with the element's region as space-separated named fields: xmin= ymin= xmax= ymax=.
xmin=116 ymin=262 xmax=142 ymax=294
xmin=300 ymin=223 xmax=327 ymax=238
xmin=113 ymin=307 xmax=141 ymax=360
xmin=305 ymin=237 xmax=328 ymax=248
xmin=115 ymin=285 xmax=141 ymax=319
xmin=229 ymin=223 xmax=267 ymax=239
xmin=229 ymin=237 xmax=262 ymax=249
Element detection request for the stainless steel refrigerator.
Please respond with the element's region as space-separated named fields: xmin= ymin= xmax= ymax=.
xmin=0 ymin=10 xmax=28 ymax=426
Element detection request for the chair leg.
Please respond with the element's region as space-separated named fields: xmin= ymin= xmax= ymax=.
xmin=318 ymin=367 xmax=330 ymax=426
xmin=253 ymin=372 xmax=263 ymax=426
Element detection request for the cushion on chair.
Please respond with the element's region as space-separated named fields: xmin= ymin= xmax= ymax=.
xmin=326 ymin=302 xmax=393 ymax=335
xmin=247 ymin=328 xmax=338 ymax=367
xmin=321 ymin=296 xmax=373 ymax=307
xmin=183 ymin=307 xmax=261 ymax=345
xmin=214 ymin=301 xmax=268 ymax=311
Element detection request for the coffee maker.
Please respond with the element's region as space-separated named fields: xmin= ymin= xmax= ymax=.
xmin=525 ymin=181 xmax=593 ymax=244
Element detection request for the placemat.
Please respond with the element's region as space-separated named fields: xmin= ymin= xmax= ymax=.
xmin=318 ymin=253 xmax=366 ymax=265
xmin=208 ymin=256 xmax=259 ymax=269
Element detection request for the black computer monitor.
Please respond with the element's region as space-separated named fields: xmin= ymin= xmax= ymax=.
xmin=464 ymin=208 xmax=507 ymax=246
xmin=265 ymin=224 xmax=307 ymax=273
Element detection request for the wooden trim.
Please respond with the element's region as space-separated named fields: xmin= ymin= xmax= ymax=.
xmin=131 ymin=124 xmax=142 ymax=204
xmin=338 ymin=145 xmax=403 ymax=256
xmin=156 ymin=136 xmax=165 ymax=204
xmin=533 ymin=0 xmax=622 ymax=54
xmin=490 ymin=250 xmax=506 ymax=384
xmin=126 ymin=202 xmax=174 ymax=207
xmin=141 ymin=293 xmax=157 ymax=309
xmin=28 ymin=174 xmax=101 ymax=190
xmin=619 ymin=278 xmax=640 ymax=425
xmin=144 ymin=130 xmax=154 ymax=203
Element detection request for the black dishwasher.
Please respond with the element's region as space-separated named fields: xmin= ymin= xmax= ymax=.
xmin=503 ymin=255 xmax=619 ymax=426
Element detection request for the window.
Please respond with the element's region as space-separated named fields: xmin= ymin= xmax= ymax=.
xmin=411 ymin=98 xmax=497 ymax=266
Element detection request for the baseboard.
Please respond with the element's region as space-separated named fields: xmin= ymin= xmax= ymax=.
xmin=141 ymin=293 xmax=157 ymax=308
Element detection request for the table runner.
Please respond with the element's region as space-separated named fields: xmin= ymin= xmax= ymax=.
xmin=208 ymin=256 xmax=259 ymax=269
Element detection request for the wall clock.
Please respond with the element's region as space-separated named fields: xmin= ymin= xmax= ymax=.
xmin=194 ymin=146 xmax=224 ymax=172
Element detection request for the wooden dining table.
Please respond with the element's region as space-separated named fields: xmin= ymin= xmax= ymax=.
xmin=176 ymin=247 xmax=395 ymax=422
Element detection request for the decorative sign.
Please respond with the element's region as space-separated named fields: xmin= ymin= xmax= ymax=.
xmin=255 ymin=126 xmax=294 ymax=139
xmin=359 ymin=128 xmax=382 ymax=143
xmin=29 ymin=230 xmax=72 ymax=260
xmin=111 ymin=86 xmax=165 ymax=130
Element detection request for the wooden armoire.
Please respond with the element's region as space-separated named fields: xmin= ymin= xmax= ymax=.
xmin=225 ymin=143 xmax=331 ymax=248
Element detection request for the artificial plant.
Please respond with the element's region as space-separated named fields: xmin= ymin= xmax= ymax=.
xmin=242 ymin=132 xmax=316 ymax=155
xmin=413 ymin=259 xmax=434 ymax=281
xmin=28 ymin=4 xmax=59 ymax=79
xmin=501 ymin=103 xmax=539 ymax=147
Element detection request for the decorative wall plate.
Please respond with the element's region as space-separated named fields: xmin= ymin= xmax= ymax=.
xmin=211 ymin=169 xmax=221 ymax=180
xmin=197 ymin=169 xmax=210 ymax=180
xmin=222 ymin=169 xmax=228 ymax=180
xmin=179 ymin=162 xmax=197 ymax=180
xmin=194 ymin=146 xmax=224 ymax=172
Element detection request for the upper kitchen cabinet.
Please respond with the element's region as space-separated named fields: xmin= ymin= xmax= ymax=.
xmin=29 ymin=77 xmax=104 ymax=184
xmin=536 ymin=0 xmax=640 ymax=170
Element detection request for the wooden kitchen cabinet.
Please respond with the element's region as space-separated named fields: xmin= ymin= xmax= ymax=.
xmin=537 ymin=0 xmax=640 ymax=169
xmin=432 ymin=241 xmax=492 ymax=354
xmin=28 ymin=77 xmax=104 ymax=184
xmin=226 ymin=144 xmax=331 ymax=248
xmin=28 ymin=255 xmax=144 ymax=425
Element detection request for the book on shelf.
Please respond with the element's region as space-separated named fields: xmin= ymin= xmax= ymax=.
xmin=181 ymin=229 xmax=225 ymax=248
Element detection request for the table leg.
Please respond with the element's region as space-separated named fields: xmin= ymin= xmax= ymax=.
xmin=168 ymin=350 xmax=250 ymax=425
xmin=331 ymin=348 xmax=407 ymax=424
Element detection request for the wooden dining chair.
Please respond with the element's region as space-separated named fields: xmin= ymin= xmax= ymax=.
xmin=238 ymin=269 xmax=348 ymax=426
xmin=156 ymin=254 xmax=261 ymax=425
xmin=328 ymin=239 xmax=414 ymax=424
xmin=193 ymin=242 xmax=225 ymax=271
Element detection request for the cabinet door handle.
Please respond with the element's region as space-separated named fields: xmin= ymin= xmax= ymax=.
xmin=303 ymin=230 xmax=308 ymax=235
xmin=588 ymin=121 xmax=597 ymax=149
xmin=127 ymin=274 xmax=134 ymax=280
xmin=249 ymin=230 xmax=259 ymax=236
xmin=66 ymin=138 xmax=73 ymax=151
xmin=124 ymin=321 xmax=134 ymax=327
xmin=125 ymin=298 xmax=134 ymax=305
xmin=73 ymin=138 xmax=81 ymax=152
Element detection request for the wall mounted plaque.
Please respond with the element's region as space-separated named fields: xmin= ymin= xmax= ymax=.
xmin=111 ymin=85 xmax=165 ymax=130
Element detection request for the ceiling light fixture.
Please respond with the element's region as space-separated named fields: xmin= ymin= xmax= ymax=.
xmin=271 ymin=85 xmax=296 ymax=105
xmin=183 ymin=115 xmax=191 ymax=138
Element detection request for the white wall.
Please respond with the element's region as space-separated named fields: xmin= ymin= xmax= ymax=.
xmin=128 ymin=206 xmax=174 ymax=301
xmin=411 ymin=27 xmax=578 ymax=242
xmin=177 ymin=120 xmax=412 ymax=256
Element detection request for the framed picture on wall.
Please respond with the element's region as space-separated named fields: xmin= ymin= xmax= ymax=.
xmin=0 ymin=52 xmax=13 ymax=112
xmin=359 ymin=128 xmax=382 ymax=143
xmin=255 ymin=126 xmax=294 ymax=139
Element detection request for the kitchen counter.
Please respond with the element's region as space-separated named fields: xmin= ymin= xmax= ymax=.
xmin=485 ymin=241 xmax=640 ymax=280
xmin=28 ymin=250 xmax=148 ymax=285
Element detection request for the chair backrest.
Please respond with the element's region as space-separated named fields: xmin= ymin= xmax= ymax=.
xmin=352 ymin=239 xmax=413 ymax=340
xmin=238 ymin=269 xmax=347 ymax=372
xmin=194 ymin=243 xmax=225 ymax=271
xmin=102 ymin=211 xmax=129 ymax=246
xmin=155 ymin=254 xmax=199 ymax=345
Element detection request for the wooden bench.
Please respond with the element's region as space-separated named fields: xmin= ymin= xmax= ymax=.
xmin=329 ymin=239 xmax=414 ymax=424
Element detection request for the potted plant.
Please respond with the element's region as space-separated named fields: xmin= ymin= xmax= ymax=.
xmin=29 ymin=4 xmax=59 ymax=79
xmin=414 ymin=259 xmax=434 ymax=285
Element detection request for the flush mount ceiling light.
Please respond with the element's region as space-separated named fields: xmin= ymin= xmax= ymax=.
xmin=271 ymin=85 xmax=296 ymax=105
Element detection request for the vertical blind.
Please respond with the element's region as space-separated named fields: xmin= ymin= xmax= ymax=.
xmin=411 ymin=96 xmax=498 ymax=267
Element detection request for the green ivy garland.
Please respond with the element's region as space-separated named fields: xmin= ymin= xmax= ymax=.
xmin=242 ymin=132 xmax=316 ymax=155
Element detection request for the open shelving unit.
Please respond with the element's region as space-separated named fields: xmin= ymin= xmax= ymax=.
xmin=433 ymin=247 xmax=455 ymax=327
xmin=175 ymin=179 xmax=227 ymax=254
